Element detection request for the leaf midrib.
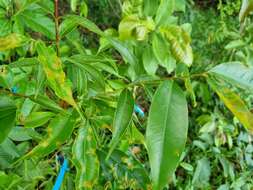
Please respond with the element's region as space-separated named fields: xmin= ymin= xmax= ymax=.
xmin=157 ymin=81 xmax=173 ymax=185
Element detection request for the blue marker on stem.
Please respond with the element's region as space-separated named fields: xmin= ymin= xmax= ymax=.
xmin=11 ymin=86 xmax=18 ymax=94
xmin=134 ymin=104 xmax=145 ymax=118
xmin=53 ymin=157 xmax=69 ymax=190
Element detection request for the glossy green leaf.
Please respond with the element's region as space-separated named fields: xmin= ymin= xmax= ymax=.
xmin=107 ymin=89 xmax=134 ymax=158
xmin=143 ymin=46 xmax=158 ymax=75
xmin=9 ymin=58 xmax=38 ymax=68
xmin=19 ymin=10 xmax=55 ymax=39
xmin=0 ymin=96 xmax=17 ymax=143
xmin=0 ymin=33 xmax=27 ymax=51
xmin=143 ymin=0 xmax=159 ymax=16
xmin=192 ymin=157 xmax=211 ymax=188
xmin=80 ymin=1 xmax=88 ymax=17
xmin=152 ymin=33 xmax=176 ymax=73
xmin=69 ymin=66 xmax=87 ymax=96
xmin=146 ymin=80 xmax=188 ymax=190
xmin=71 ymin=0 xmax=79 ymax=12
xmin=8 ymin=127 xmax=33 ymax=141
xmin=209 ymin=62 xmax=253 ymax=90
xmin=225 ymin=40 xmax=245 ymax=50
xmin=66 ymin=56 xmax=105 ymax=92
xmin=60 ymin=15 xmax=138 ymax=68
xmin=152 ymin=33 xmax=169 ymax=64
xmin=60 ymin=15 xmax=104 ymax=38
xmin=37 ymin=42 xmax=77 ymax=107
xmin=30 ymin=94 xmax=65 ymax=113
xmin=0 ymin=19 xmax=12 ymax=37
xmin=155 ymin=0 xmax=175 ymax=26
xmin=239 ymin=0 xmax=253 ymax=23
xmin=174 ymin=0 xmax=186 ymax=12
xmin=0 ymin=138 xmax=21 ymax=168
xmin=72 ymin=124 xmax=99 ymax=190
xmin=35 ymin=64 xmax=46 ymax=97
xmin=24 ymin=111 xmax=76 ymax=158
xmin=67 ymin=54 xmax=118 ymax=75
xmin=24 ymin=112 xmax=55 ymax=128
xmin=36 ymin=0 xmax=54 ymax=14
xmin=208 ymin=80 xmax=253 ymax=132
xmin=98 ymin=149 xmax=151 ymax=189
xmin=0 ymin=171 xmax=21 ymax=188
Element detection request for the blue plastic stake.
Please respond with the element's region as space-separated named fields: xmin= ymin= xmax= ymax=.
xmin=134 ymin=104 xmax=145 ymax=118
xmin=11 ymin=86 xmax=18 ymax=94
xmin=52 ymin=158 xmax=69 ymax=190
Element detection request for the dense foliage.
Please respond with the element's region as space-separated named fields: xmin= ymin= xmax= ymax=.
xmin=0 ymin=0 xmax=253 ymax=189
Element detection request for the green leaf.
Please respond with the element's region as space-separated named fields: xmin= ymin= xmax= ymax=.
xmin=9 ymin=58 xmax=38 ymax=68
xmin=24 ymin=111 xmax=76 ymax=158
xmin=36 ymin=42 xmax=77 ymax=107
xmin=60 ymin=15 xmax=138 ymax=68
xmin=0 ymin=96 xmax=17 ymax=143
xmin=152 ymin=33 xmax=169 ymax=64
xmin=71 ymin=0 xmax=79 ymax=12
xmin=35 ymin=64 xmax=46 ymax=97
xmin=192 ymin=157 xmax=211 ymax=188
xmin=143 ymin=46 xmax=158 ymax=75
xmin=0 ymin=33 xmax=27 ymax=51
xmin=98 ymin=149 xmax=151 ymax=189
xmin=225 ymin=40 xmax=245 ymax=50
xmin=24 ymin=112 xmax=55 ymax=128
xmin=68 ymin=54 xmax=119 ymax=77
xmin=8 ymin=127 xmax=33 ymax=141
xmin=146 ymin=81 xmax=188 ymax=190
xmin=143 ymin=0 xmax=159 ymax=16
xmin=66 ymin=56 xmax=105 ymax=92
xmin=208 ymin=79 xmax=253 ymax=132
xmin=0 ymin=138 xmax=21 ymax=168
xmin=72 ymin=124 xmax=99 ymax=189
xmin=19 ymin=10 xmax=55 ymax=39
xmin=209 ymin=62 xmax=253 ymax=90
xmin=107 ymin=89 xmax=134 ymax=158
xmin=30 ymin=94 xmax=65 ymax=113
xmin=60 ymin=15 xmax=104 ymax=38
xmin=174 ymin=0 xmax=186 ymax=12
xmin=155 ymin=0 xmax=175 ymax=26
xmin=0 ymin=171 xmax=21 ymax=188
xmin=239 ymin=0 xmax=253 ymax=23
xmin=0 ymin=19 xmax=12 ymax=37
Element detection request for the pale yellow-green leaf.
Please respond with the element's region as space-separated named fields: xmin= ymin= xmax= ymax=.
xmin=216 ymin=88 xmax=253 ymax=132
xmin=209 ymin=80 xmax=253 ymax=133
xmin=161 ymin=26 xmax=193 ymax=66
xmin=119 ymin=15 xmax=155 ymax=41
xmin=0 ymin=33 xmax=27 ymax=51
xmin=239 ymin=0 xmax=253 ymax=23
xmin=36 ymin=42 xmax=76 ymax=107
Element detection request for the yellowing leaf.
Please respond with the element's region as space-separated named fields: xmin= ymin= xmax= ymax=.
xmin=36 ymin=42 xmax=76 ymax=107
xmin=216 ymin=89 xmax=253 ymax=132
xmin=208 ymin=79 xmax=253 ymax=132
xmin=161 ymin=26 xmax=193 ymax=66
xmin=239 ymin=0 xmax=253 ymax=23
xmin=0 ymin=33 xmax=27 ymax=51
